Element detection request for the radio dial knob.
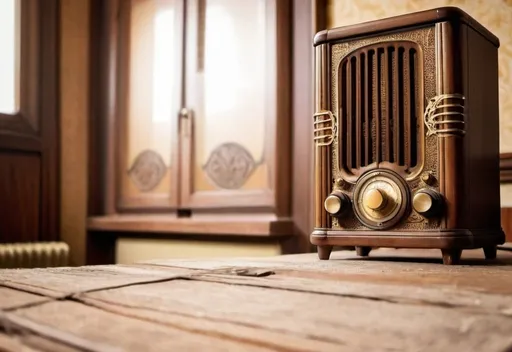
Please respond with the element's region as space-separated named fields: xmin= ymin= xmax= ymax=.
xmin=324 ymin=191 xmax=350 ymax=217
xmin=363 ymin=189 xmax=388 ymax=211
xmin=413 ymin=189 xmax=443 ymax=217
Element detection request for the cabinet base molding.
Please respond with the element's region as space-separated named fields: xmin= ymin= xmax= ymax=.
xmin=87 ymin=214 xmax=294 ymax=237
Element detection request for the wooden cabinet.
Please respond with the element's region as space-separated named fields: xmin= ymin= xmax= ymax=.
xmin=87 ymin=0 xmax=324 ymax=261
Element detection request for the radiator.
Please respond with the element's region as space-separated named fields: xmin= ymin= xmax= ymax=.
xmin=0 ymin=242 xmax=69 ymax=269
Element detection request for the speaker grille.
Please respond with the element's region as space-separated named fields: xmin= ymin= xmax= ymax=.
xmin=338 ymin=41 xmax=424 ymax=180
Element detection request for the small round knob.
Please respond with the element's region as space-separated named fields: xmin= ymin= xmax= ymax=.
xmin=421 ymin=172 xmax=436 ymax=186
xmin=335 ymin=178 xmax=345 ymax=187
xmin=364 ymin=189 xmax=388 ymax=211
xmin=413 ymin=189 xmax=443 ymax=217
xmin=324 ymin=191 xmax=350 ymax=216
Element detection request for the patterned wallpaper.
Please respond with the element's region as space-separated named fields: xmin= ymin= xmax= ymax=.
xmin=328 ymin=0 xmax=512 ymax=152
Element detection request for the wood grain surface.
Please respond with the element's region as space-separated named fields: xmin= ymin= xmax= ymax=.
xmin=0 ymin=288 xmax=49 ymax=311
xmin=1 ymin=248 xmax=512 ymax=351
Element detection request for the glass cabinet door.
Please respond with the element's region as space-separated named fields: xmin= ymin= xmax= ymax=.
xmin=116 ymin=0 xmax=184 ymax=210
xmin=183 ymin=0 xmax=282 ymax=209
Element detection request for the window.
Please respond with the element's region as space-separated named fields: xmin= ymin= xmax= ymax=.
xmin=0 ymin=0 xmax=20 ymax=114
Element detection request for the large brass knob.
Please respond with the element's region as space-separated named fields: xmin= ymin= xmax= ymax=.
xmin=413 ymin=189 xmax=443 ymax=217
xmin=353 ymin=170 xmax=408 ymax=230
xmin=363 ymin=189 xmax=388 ymax=211
xmin=324 ymin=191 xmax=350 ymax=217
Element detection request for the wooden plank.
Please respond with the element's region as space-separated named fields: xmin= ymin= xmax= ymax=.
xmin=0 ymin=265 xmax=198 ymax=298
xmin=0 ymin=332 xmax=78 ymax=352
xmin=144 ymin=247 xmax=512 ymax=269
xmin=144 ymin=249 xmax=512 ymax=295
xmin=0 ymin=333 xmax=39 ymax=352
xmin=0 ymin=287 xmax=49 ymax=311
xmin=77 ymin=278 xmax=512 ymax=351
xmin=77 ymin=295 xmax=342 ymax=352
xmin=6 ymin=301 xmax=274 ymax=351
xmin=189 ymin=272 xmax=512 ymax=318
xmin=0 ymin=333 xmax=37 ymax=352
xmin=261 ymin=249 xmax=512 ymax=295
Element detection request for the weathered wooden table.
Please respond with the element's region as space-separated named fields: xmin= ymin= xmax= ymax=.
xmin=1 ymin=248 xmax=512 ymax=351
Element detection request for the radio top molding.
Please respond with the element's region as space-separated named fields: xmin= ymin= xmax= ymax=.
xmin=313 ymin=7 xmax=499 ymax=48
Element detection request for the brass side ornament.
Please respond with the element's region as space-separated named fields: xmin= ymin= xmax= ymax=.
xmin=424 ymin=93 xmax=466 ymax=137
xmin=313 ymin=110 xmax=336 ymax=147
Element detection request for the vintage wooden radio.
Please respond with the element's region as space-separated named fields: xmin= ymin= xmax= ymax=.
xmin=311 ymin=7 xmax=505 ymax=265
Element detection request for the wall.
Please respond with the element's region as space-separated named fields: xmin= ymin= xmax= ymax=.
xmin=60 ymin=0 xmax=90 ymax=266
xmin=116 ymin=238 xmax=281 ymax=264
xmin=327 ymin=0 xmax=512 ymax=204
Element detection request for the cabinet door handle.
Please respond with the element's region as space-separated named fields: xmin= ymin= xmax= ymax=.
xmin=179 ymin=108 xmax=192 ymax=137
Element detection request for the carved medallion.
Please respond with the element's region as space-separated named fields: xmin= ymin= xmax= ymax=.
xmin=203 ymin=142 xmax=257 ymax=190
xmin=407 ymin=211 xmax=424 ymax=224
xmin=128 ymin=150 xmax=166 ymax=192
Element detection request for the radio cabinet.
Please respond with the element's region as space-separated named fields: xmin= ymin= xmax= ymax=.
xmin=311 ymin=7 xmax=505 ymax=264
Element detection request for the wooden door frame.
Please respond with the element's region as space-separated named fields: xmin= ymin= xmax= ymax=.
xmin=0 ymin=0 xmax=60 ymax=242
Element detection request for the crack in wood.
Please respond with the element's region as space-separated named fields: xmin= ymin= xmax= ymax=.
xmin=1 ymin=250 xmax=512 ymax=351
xmin=182 ymin=273 xmax=512 ymax=319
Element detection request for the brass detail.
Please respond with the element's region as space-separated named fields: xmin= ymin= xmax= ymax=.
xmin=314 ymin=110 xmax=336 ymax=147
xmin=407 ymin=211 xmax=425 ymax=224
xmin=424 ymin=93 xmax=466 ymax=137
xmin=353 ymin=170 xmax=409 ymax=230
xmin=335 ymin=178 xmax=345 ymax=187
xmin=358 ymin=180 xmax=399 ymax=220
xmin=413 ymin=192 xmax=433 ymax=214
xmin=324 ymin=191 xmax=350 ymax=216
xmin=324 ymin=195 xmax=341 ymax=214
xmin=421 ymin=172 xmax=435 ymax=185
xmin=412 ymin=189 xmax=444 ymax=217
xmin=363 ymin=189 xmax=387 ymax=211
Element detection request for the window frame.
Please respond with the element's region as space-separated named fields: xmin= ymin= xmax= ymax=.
xmin=0 ymin=0 xmax=40 ymax=144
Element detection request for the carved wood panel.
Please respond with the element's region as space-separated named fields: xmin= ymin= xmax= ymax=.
xmin=203 ymin=143 xmax=259 ymax=190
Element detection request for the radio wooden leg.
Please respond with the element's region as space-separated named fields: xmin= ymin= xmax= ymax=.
xmin=317 ymin=245 xmax=332 ymax=260
xmin=441 ymin=249 xmax=462 ymax=265
xmin=356 ymin=246 xmax=372 ymax=257
xmin=483 ymin=245 xmax=497 ymax=260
